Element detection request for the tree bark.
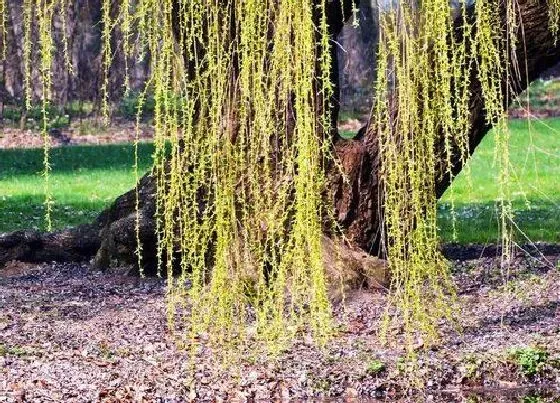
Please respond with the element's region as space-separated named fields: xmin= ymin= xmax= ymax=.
xmin=336 ymin=0 xmax=378 ymax=115
xmin=0 ymin=0 xmax=150 ymax=105
xmin=1 ymin=0 xmax=559 ymax=288
xmin=331 ymin=0 xmax=560 ymax=254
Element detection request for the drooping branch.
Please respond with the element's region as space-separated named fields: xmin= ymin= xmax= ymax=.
xmin=1 ymin=0 xmax=560 ymax=275
xmin=332 ymin=0 xmax=560 ymax=254
xmin=436 ymin=0 xmax=560 ymax=198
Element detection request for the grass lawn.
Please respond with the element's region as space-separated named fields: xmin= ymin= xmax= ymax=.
xmin=438 ymin=118 xmax=560 ymax=244
xmin=0 ymin=143 xmax=154 ymax=232
xmin=1 ymin=119 xmax=559 ymax=244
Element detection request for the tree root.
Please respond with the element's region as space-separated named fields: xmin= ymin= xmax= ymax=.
xmin=0 ymin=170 xmax=388 ymax=298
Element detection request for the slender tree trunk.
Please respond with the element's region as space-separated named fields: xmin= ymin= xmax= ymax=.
xmin=1 ymin=0 xmax=559 ymax=288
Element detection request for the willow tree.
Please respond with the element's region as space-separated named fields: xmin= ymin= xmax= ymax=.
xmin=1 ymin=0 xmax=560 ymax=350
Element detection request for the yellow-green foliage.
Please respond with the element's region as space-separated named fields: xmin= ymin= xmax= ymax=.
xmin=6 ymin=0 xmax=335 ymax=357
xmin=19 ymin=0 xmax=55 ymax=230
xmin=22 ymin=0 xmax=33 ymax=110
xmin=375 ymin=2 xmax=458 ymax=349
xmin=135 ymin=0 xmax=334 ymax=356
xmin=550 ymin=0 xmax=560 ymax=39
xmin=373 ymin=0 xmax=559 ymax=352
xmin=5 ymin=0 xmax=560 ymax=360
xmin=0 ymin=0 xmax=6 ymax=60
xmin=100 ymin=0 xmax=111 ymax=121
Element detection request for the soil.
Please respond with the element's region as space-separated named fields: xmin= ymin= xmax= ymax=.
xmin=1 ymin=247 xmax=559 ymax=402
xmin=0 ymin=118 xmax=367 ymax=149
xmin=0 ymin=119 xmax=154 ymax=149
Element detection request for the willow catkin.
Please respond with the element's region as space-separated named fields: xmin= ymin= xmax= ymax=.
xmin=36 ymin=0 xmax=55 ymax=230
xmin=140 ymin=0 xmax=335 ymax=357
xmin=100 ymin=0 xmax=112 ymax=122
xmin=0 ymin=0 xmax=6 ymax=60
xmin=22 ymin=0 xmax=33 ymax=109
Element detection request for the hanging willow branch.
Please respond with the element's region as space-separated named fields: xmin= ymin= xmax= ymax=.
xmin=133 ymin=0 xmax=336 ymax=353
xmin=3 ymin=0 xmax=560 ymax=358
xmin=373 ymin=0 xmax=560 ymax=349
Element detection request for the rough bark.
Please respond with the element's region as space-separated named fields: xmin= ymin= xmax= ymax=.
xmin=331 ymin=0 xmax=560 ymax=254
xmin=336 ymin=0 xmax=378 ymax=115
xmin=0 ymin=172 xmax=156 ymax=269
xmin=0 ymin=224 xmax=100 ymax=265
xmin=1 ymin=0 xmax=559 ymax=292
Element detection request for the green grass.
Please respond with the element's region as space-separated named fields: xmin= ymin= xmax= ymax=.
xmin=0 ymin=118 xmax=558 ymax=244
xmin=438 ymin=118 xmax=560 ymax=243
xmin=0 ymin=143 xmax=154 ymax=232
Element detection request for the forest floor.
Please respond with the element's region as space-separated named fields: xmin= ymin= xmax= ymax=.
xmin=1 ymin=248 xmax=559 ymax=402
xmin=0 ymin=119 xmax=154 ymax=149
xmin=1 ymin=117 xmax=559 ymax=401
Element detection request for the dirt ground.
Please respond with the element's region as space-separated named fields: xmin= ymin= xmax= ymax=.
xmin=0 ymin=117 xmax=366 ymax=149
xmin=0 ymin=120 xmax=154 ymax=149
xmin=0 ymin=246 xmax=559 ymax=402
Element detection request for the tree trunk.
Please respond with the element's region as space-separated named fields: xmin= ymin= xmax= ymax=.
xmin=336 ymin=0 xmax=378 ymax=116
xmin=1 ymin=0 xmax=559 ymax=290
xmin=331 ymin=0 xmax=560 ymax=254
xmin=0 ymin=0 xmax=149 ymax=104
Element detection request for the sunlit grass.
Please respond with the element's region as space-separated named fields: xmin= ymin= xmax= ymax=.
xmin=1 ymin=118 xmax=558 ymax=244
xmin=0 ymin=143 xmax=154 ymax=232
xmin=438 ymin=118 xmax=560 ymax=244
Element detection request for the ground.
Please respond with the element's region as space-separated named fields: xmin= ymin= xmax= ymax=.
xmin=1 ymin=249 xmax=559 ymax=402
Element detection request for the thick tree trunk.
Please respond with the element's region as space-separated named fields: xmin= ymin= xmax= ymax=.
xmin=1 ymin=0 xmax=559 ymax=290
xmin=331 ymin=0 xmax=560 ymax=254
